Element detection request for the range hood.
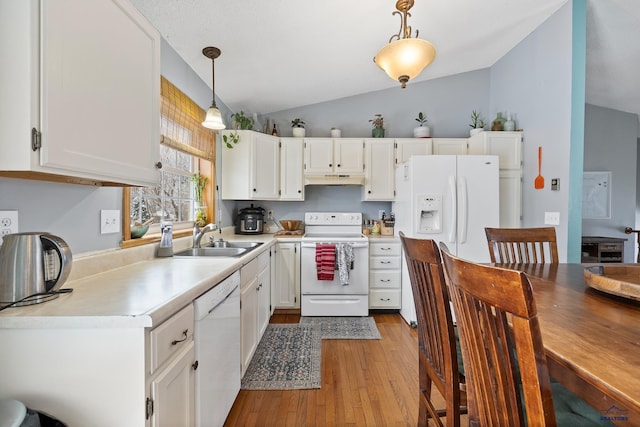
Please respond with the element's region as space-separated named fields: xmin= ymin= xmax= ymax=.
xmin=304 ymin=174 xmax=365 ymax=186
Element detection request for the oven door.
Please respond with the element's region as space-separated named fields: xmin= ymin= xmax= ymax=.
xmin=300 ymin=241 xmax=369 ymax=295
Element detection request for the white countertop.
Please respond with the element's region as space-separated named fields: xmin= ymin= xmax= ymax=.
xmin=0 ymin=230 xmax=276 ymax=329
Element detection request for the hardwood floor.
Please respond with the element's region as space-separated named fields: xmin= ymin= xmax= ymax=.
xmin=225 ymin=312 xmax=447 ymax=426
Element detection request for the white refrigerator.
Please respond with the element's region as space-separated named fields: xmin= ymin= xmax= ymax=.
xmin=393 ymin=155 xmax=500 ymax=324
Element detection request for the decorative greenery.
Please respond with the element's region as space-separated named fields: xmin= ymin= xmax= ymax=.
xmin=469 ymin=110 xmax=486 ymax=129
xmin=369 ymin=114 xmax=384 ymax=129
xmin=190 ymin=173 xmax=208 ymax=202
xmin=231 ymin=111 xmax=254 ymax=130
xmin=222 ymin=131 xmax=240 ymax=149
xmin=415 ymin=112 xmax=428 ymax=126
xmin=291 ymin=118 xmax=305 ymax=128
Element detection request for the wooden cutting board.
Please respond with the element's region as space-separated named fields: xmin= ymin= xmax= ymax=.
xmin=584 ymin=265 xmax=640 ymax=301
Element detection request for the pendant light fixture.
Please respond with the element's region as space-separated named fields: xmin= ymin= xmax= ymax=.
xmin=201 ymin=46 xmax=226 ymax=130
xmin=374 ymin=0 xmax=436 ymax=88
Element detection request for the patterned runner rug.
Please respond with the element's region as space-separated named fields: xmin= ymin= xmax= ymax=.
xmin=299 ymin=316 xmax=381 ymax=339
xmin=241 ymin=324 xmax=321 ymax=390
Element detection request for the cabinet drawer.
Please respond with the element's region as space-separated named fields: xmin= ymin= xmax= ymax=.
xmin=369 ymin=289 xmax=401 ymax=309
xmin=370 ymin=256 xmax=401 ymax=270
xmin=257 ymin=249 xmax=270 ymax=272
xmin=370 ymin=270 xmax=401 ymax=289
xmin=369 ymin=242 xmax=401 ymax=256
xmin=241 ymin=257 xmax=258 ymax=288
xmin=150 ymin=304 xmax=194 ymax=374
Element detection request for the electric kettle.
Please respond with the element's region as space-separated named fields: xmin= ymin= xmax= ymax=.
xmin=0 ymin=232 xmax=73 ymax=306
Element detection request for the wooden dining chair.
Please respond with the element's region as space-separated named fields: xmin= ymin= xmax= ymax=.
xmin=485 ymin=227 xmax=559 ymax=264
xmin=439 ymin=243 xmax=609 ymax=426
xmin=399 ymin=232 xmax=467 ymax=427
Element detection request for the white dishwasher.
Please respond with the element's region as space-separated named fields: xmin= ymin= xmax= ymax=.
xmin=194 ymin=270 xmax=241 ymax=427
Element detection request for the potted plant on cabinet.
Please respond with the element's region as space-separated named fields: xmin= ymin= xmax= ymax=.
xmin=231 ymin=111 xmax=254 ymax=130
xmin=291 ymin=118 xmax=305 ymax=137
xmin=330 ymin=127 xmax=341 ymax=138
xmin=370 ymin=114 xmax=385 ymax=138
xmin=469 ymin=110 xmax=486 ymax=136
xmin=413 ymin=112 xmax=430 ymax=138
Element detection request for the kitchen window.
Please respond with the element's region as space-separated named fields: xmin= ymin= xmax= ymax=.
xmin=122 ymin=77 xmax=216 ymax=247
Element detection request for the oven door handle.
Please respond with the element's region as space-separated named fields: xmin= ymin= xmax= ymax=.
xmin=301 ymin=242 xmax=369 ymax=249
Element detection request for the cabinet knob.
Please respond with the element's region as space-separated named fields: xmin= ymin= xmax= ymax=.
xmin=337 ymin=164 xmax=341 ymax=167
xmin=298 ymin=190 xmax=302 ymax=193
xmin=368 ymin=190 xmax=372 ymax=194
xmin=155 ymin=161 xmax=163 ymax=169
xmin=253 ymin=188 xmax=257 ymax=192
xmin=329 ymin=163 xmax=332 ymax=168
xmin=192 ymin=360 xmax=199 ymax=370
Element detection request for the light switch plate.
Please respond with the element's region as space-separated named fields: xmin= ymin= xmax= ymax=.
xmin=0 ymin=210 xmax=19 ymax=245
xmin=101 ymin=210 xmax=121 ymax=234
xmin=544 ymin=211 xmax=560 ymax=225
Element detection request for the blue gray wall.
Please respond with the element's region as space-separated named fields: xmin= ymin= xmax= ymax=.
xmin=583 ymin=104 xmax=639 ymax=262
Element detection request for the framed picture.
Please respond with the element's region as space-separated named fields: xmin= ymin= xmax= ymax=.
xmin=582 ymin=171 xmax=611 ymax=219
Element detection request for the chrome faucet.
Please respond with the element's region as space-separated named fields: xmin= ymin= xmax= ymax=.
xmin=193 ymin=223 xmax=218 ymax=248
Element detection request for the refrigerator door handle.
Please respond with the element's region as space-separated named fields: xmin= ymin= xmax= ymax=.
xmin=448 ymin=175 xmax=457 ymax=243
xmin=458 ymin=176 xmax=468 ymax=244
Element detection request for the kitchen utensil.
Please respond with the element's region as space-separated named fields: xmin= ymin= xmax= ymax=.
xmin=0 ymin=232 xmax=72 ymax=306
xmin=279 ymin=220 xmax=301 ymax=231
xmin=534 ymin=146 xmax=544 ymax=189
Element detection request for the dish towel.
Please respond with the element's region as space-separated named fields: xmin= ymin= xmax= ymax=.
xmin=336 ymin=243 xmax=354 ymax=285
xmin=315 ymin=243 xmax=336 ymax=281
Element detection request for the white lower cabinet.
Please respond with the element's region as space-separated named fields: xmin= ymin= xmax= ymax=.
xmin=273 ymin=242 xmax=301 ymax=309
xmin=241 ymin=250 xmax=271 ymax=375
xmin=149 ymin=342 xmax=196 ymax=427
xmin=369 ymin=239 xmax=402 ymax=309
xmin=148 ymin=304 xmax=196 ymax=427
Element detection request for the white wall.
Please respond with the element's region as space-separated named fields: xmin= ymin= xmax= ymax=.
xmin=583 ymin=103 xmax=639 ymax=262
xmin=489 ymin=1 xmax=575 ymax=261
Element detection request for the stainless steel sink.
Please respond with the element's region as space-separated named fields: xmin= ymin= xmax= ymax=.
xmin=208 ymin=240 xmax=262 ymax=249
xmin=173 ymin=241 xmax=263 ymax=258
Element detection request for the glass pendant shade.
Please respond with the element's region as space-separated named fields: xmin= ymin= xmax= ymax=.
xmin=202 ymin=105 xmax=225 ymax=130
xmin=375 ymin=38 xmax=436 ymax=88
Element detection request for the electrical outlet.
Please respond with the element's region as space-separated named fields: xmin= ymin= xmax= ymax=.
xmin=544 ymin=211 xmax=560 ymax=225
xmin=100 ymin=210 xmax=121 ymax=234
xmin=0 ymin=210 xmax=19 ymax=245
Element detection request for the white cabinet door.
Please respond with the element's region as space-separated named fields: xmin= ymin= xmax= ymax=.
xmin=280 ymin=138 xmax=304 ymax=200
xmin=395 ymin=138 xmax=433 ymax=165
xmin=274 ymin=242 xmax=300 ymax=309
xmin=335 ymin=139 xmax=364 ymax=174
xmin=253 ymin=132 xmax=280 ymax=199
xmin=221 ymin=130 xmax=279 ymax=200
xmin=0 ymin=0 xmax=161 ymax=186
xmin=432 ymin=138 xmax=468 ymax=155
xmin=468 ymin=131 xmax=522 ymax=170
xmin=150 ymin=342 xmax=196 ymax=427
xmin=363 ymin=139 xmax=395 ymax=201
xmin=500 ymin=169 xmax=522 ymax=227
xmin=256 ymin=265 xmax=271 ymax=338
xmin=304 ymin=138 xmax=333 ymax=174
xmin=304 ymin=138 xmax=364 ymax=175
xmin=240 ymin=276 xmax=258 ymax=375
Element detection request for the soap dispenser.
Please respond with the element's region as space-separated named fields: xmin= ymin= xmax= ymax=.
xmin=157 ymin=221 xmax=173 ymax=257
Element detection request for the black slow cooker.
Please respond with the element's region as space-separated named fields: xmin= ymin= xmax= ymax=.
xmin=235 ymin=205 xmax=265 ymax=234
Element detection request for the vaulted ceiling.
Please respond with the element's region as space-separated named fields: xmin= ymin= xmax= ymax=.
xmin=130 ymin=0 xmax=640 ymax=121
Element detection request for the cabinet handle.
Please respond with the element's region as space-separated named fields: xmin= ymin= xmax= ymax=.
xmin=380 ymin=261 xmax=392 ymax=264
xmin=155 ymin=161 xmax=163 ymax=169
xmin=381 ymin=279 xmax=391 ymax=282
xmin=192 ymin=360 xmax=199 ymax=370
xmin=380 ymin=247 xmax=391 ymax=250
xmin=171 ymin=329 xmax=188 ymax=345
xmin=380 ymin=298 xmax=391 ymax=301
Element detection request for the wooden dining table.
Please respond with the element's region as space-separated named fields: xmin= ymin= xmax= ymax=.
xmin=499 ymin=263 xmax=640 ymax=426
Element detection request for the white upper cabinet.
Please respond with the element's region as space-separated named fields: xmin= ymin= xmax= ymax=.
xmin=221 ymin=131 xmax=280 ymax=200
xmin=0 ymin=0 xmax=161 ymax=186
xmin=363 ymin=139 xmax=395 ymax=201
xmin=279 ymin=138 xmax=305 ymax=200
xmin=304 ymin=138 xmax=364 ymax=175
xmin=468 ymin=131 xmax=522 ymax=170
xmin=395 ymin=138 xmax=433 ymax=166
xmin=432 ymin=138 xmax=468 ymax=155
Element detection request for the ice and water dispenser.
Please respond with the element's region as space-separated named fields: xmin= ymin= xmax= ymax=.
xmin=416 ymin=194 xmax=442 ymax=234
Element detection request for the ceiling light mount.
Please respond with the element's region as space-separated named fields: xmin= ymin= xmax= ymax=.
xmin=201 ymin=46 xmax=225 ymax=130
xmin=374 ymin=0 xmax=436 ymax=89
